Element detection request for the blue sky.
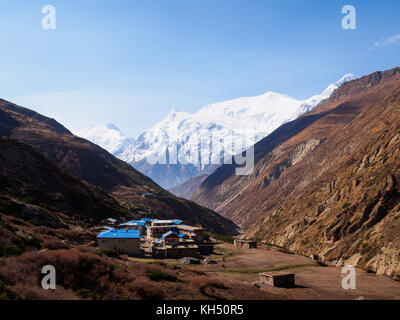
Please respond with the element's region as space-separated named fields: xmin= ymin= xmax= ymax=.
xmin=0 ymin=0 xmax=399 ymax=137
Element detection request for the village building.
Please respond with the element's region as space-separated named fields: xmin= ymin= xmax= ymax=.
xmin=153 ymin=231 xmax=185 ymax=246
xmin=97 ymin=217 xmax=213 ymax=258
xmin=151 ymin=219 xmax=183 ymax=226
xmin=141 ymin=193 xmax=155 ymax=198
xmin=151 ymin=244 xmax=199 ymax=259
xmin=259 ymin=272 xmax=295 ymax=288
xmin=118 ymin=220 xmax=146 ymax=232
xmin=97 ymin=229 xmax=142 ymax=255
xmin=100 ymin=218 xmax=118 ymax=228
xmin=177 ymin=225 xmax=206 ymax=242
xmin=146 ymin=225 xmax=178 ymax=239
xmin=234 ymin=239 xmax=258 ymax=249
xmin=309 ymin=254 xmax=319 ymax=261
xmin=196 ymin=243 xmax=214 ymax=255
xmin=145 ymin=219 xmax=180 ymax=238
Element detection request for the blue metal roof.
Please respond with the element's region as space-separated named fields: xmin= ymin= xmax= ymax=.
xmin=124 ymin=220 xmax=146 ymax=225
xmin=97 ymin=229 xmax=142 ymax=239
xmin=178 ymin=233 xmax=187 ymax=238
xmin=161 ymin=231 xmax=179 ymax=239
xmin=173 ymin=220 xmax=183 ymax=225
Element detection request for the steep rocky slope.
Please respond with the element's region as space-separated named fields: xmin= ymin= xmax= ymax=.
xmin=170 ymin=173 xmax=209 ymax=199
xmin=192 ymin=67 xmax=400 ymax=275
xmin=0 ymin=101 xmax=237 ymax=235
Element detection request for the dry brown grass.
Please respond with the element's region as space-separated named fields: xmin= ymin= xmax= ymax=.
xmin=191 ymin=276 xmax=226 ymax=290
xmin=0 ymin=247 xmax=211 ymax=300
xmin=43 ymin=239 xmax=69 ymax=250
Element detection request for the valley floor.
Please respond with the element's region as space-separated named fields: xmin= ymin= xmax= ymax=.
xmin=212 ymin=244 xmax=400 ymax=300
xmin=130 ymin=243 xmax=400 ymax=300
xmin=2 ymin=239 xmax=399 ymax=300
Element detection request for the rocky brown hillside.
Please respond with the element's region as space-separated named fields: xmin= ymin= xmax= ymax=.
xmin=0 ymin=137 xmax=133 ymax=256
xmin=0 ymin=101 xmax=237 ymax=235
xmin=192 ymin=67 xmax=400 ymax=275
xmin=170 ymin=174 xmax=209 ymax=199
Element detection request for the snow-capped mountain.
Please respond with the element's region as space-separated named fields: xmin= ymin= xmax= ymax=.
xmin=74 ymin=74 xmax=357 ymax=189
xmin=72 ymin=124 xmax=135 ymax=156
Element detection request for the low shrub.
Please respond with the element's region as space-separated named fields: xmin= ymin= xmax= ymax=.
xmin=207 ymin=232 xmax=235 ymax=244
xmin=43 ymin=239 xmax=69 ymax=250
xmin=0 ymin=249 xmax=117 ymax=299
xmin=0 ymin=245 xmax=23 ymax=258
xmin=100 ymin=249 xmax=119 ymax=258
xmin=190 ymin=276 xmax=226 ymax=290
xmin=75 ymin=288 xmax=102 ymax=300
xmin=0 ymin=280 xmax=21 ymax=300
xmin=128 ymin=279 xmax=164 ymax=300
xmin=145 ymin=270 xmax=177 ymax=282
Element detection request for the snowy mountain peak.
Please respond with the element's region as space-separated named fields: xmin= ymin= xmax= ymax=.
xmin=165 ymin=109 xmax=189 ymax=120
xmin=105 ymin=123 xmax=121 ymax=131
xmin=304 ymin=73 xmax=358 ymax=108
xmin=72 ymin=123 xmax=135 ymax=156
xmin=261 ymin=91 xmax=292 ymax=98
xmin=75 ymin=74 xmax=358 ymax=188
xmin=126 ymin=73 xmax=358 ymax=168
xmin=336 ymin=73 xmax=357 ymax=86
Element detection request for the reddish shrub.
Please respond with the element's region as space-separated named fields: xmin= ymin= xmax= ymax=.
xmin=43 ymin=239 xmax=69 ymax=250
xmin=0 ymin=249 xmax=116 ymax=297
xmin=0 ymin=247 xmax=212 ymax=300
xmin=128 ymin=278 xmax=164 ymax=300
xmin=13 ymin=282 xmax=78 ymax=300
xmin=190 ymin=276 xmax=226 ymax=290
xmin=0 ymin=225 xmax=14 ymax=248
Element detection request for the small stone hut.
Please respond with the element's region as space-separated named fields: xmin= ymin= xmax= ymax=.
xmin=234 ymin=239 xmax=257 ymax=249
xmin=259 ymin=272 xmax=295 ymax=288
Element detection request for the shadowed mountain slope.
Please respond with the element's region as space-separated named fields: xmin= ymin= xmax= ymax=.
xmin=170 ymin=173 xmax=209 ymax=199
xmin=0 ymin=137 xmax=130 ymax=226
xmin=0 ymin=101 xmax=237 ymax=235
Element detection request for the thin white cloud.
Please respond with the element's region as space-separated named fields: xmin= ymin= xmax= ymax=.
xmin=370 ymin=33 xmax=400 ymax=50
